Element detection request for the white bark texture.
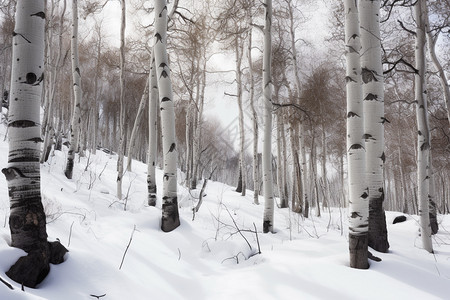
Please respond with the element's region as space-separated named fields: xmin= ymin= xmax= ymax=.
xmin=344 ymin=0 xmax=368 ymax=269
xmin=148 ymin=55 xmax=158 ymax=206
xmin=127 ymin=80 xmax=149 ymax=172
xmin=299 ymin=121 xmax=309 ymax=217
xmin=6 ymin=0 xmax=47 ymax=252
xmin=65 ymin=0 xmax=82 ymax=179
xmin=415 ymin=0 xmax=433 ymax=253
xmin=192 ymin=62 xmax=206 ymax=188
xmin=248 ymin=15 xmax=259 ymax=205
xmin=91 ymin=28 xmax=102 ymax=155
xmin=3 ymin=0 xmax=68 ymax=288
xmin=287 ymin=0 xmax=307 ymax=210
xmin=262 ymin=0 xmax=274 ymax=233
xmin=41 ymin=0 xmax=66 ymax=163
xmin=117 ymin=0 xmax=126 ymax=199
xmin=359 ymin=0 xmax=389 ymax=253
xmin=235 ymin=37 xmax=246 ymax=196
xmin=154 ymin=0 xmax=180 ymax=232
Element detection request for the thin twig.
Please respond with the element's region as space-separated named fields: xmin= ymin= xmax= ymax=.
xmin=90 ymin=294 xmax=106 ymax=299
xmin=68 ymin=221 xmax=74 ymax=247
xmin=98 ymin=162 xmax=108 ymax=180
xmin=223 ymin=204 xmax=252 ymax=251
xmin=119 ymin=225 xmax=136 ymax=270
xmin=0 ymin=276 xmax=13 ymax=290
xmin=253 ymin=222 xmax=261 ymax=254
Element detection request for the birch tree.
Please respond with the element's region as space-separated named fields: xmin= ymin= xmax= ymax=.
xmin=215 ymin=0 xmax=253 ymax=197
xmin=235 ymin=35 xmax=246 ymax=196
xmin=246 ymin=8 xmax=259 ymax=205
xmin=154 ymin=0 xmax=180 ymax=232
xmin=41 ymin=0 xmax=66 ymax=163
xmin=116 ymin=0 xmax=126 ymax=199
xmin=360 ymin=0 xmax=389 ymax=253
xmin=127 ymin=80 xmax=149 ymax=171
xmin=284 ymin=0 xmax=309 ymax=211
xmin=344 ymin=0 xmax=369 ymax=269
xmin=262 ymin=0 xmax=275 ymax=233
xmin=65 ymin=0 xmax=82 ymax=179
xmin=3 ymin=0 xmax=67 ymax=287
xmin=414 ymin=0 xmax=433 ymax=253
xmin=148 ymin=55 xmax=158 ymax=206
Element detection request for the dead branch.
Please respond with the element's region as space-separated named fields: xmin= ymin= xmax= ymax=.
xmin=90 ymin=294 xmax=106 ymax=299
xmin=0 ymin=276 xmax=13 ymax=290
xmin=222 ymin=251 xmax=246 ymax=264
xmin=119 ymin=225 xmax=136 ymax=270
xmin=223 ymin=205 xmax=252 ymax=251
xmin=253 ymin=222 xmax=261 ymax=254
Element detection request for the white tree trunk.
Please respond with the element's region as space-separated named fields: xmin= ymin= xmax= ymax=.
xmin=65 ymin=0 xmax=82 ymax=179
xmin=6 ymin=0 xmax=46 ymax=254
xmin=310 ymin=134 xmax=321 ymax=217
xmin=192 ymin=60 xmax=206 ymax=188
xmin=3 ymin=0 xmax=67 ymax=287
xmin=415 ymin=0 xmax=433 ymax=253
xmin=262 ymin=0 xmax=274 ymax=233
xmin=127 ymin=80 xmax=149 ymax=171
xmin=154 ymin=0 xmax=180 ymax=232
xmin=320 ymin=116 xmax=329 ymax=208
xmin=235 ymin=37 xmax=246 ymax=196
xmin=116 ymin=0 xmax=126 ymax=199
xmin=147 ymin=55 xmax=158 ymax=206
xmin=185 ymin=104 xmax=192 ymax=184
xmin=248 ymin=20 xmax=259 ymax=205
xmin=276 ymin=111 xmax=284 ymax=204
xmin=299 ymin=121 xmax=309 ymax=217
xmin=344 ymin=0 xmax=368 ymax=269
xmin=359 ymin=0 xmax=389 ymax=253
xmin=287 ymin=0 xmax=307 ymax=211
xmin=41 ymin=0 xmax=66 ymax=163
xmin=91 ymin=26 xmax=102 ymax=156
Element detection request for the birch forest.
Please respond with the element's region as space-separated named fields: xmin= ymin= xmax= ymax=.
xmin=0 ymin=0 xmax=449 ymax=296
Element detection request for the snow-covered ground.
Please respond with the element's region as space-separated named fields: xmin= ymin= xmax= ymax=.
xmin=0 ymin=124 xmax=449 ymax=300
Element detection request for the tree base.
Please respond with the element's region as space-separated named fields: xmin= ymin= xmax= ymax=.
xmin=263 ymin=220 xmax=272 ymax=233
xmin=349 ymin=233 xmax=369 ymax=269
xmin=148 ymin=195 xmax=156 ymax=207
xmin=64 ymin=157 xmax=74 ymax=179
xmin=161 ymin=197 xmax=180 ymax=232
xmin=369 ymin=195 xmax=390 ymax=253
xmin=6 ymin=241 xmax=68 ymax=288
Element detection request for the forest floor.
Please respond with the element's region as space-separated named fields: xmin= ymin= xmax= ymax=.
xmin=0 ymin=124 xmax=449 ymax=299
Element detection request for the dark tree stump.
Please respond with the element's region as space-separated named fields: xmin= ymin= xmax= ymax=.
xmin=6 ymin=241 xmax=68 ymax=288
xmin=349 ymin=233 xmax=369 ymax=269
xmin=49 ymin=241 xmax=68 ymax=264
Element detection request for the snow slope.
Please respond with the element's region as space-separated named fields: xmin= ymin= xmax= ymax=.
xmin=0 ymin=124 xmax=449 ymax=300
